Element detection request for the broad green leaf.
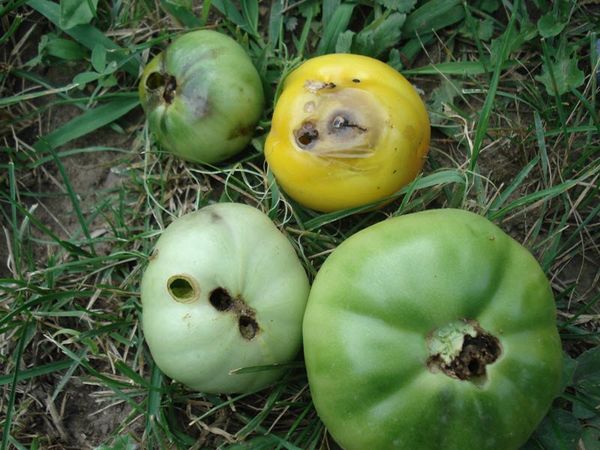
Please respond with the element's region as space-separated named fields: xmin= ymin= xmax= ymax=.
xmin=428 ymin=78 xmax=463 ymax=126
xmin=581 ymin=427 xmax=600 ymax=450
xmin=240 ymin=0 xmax=259 ymax=35
xmin=537 ymin=12 xmax=567 ymax=38
xmin=91 ymin=44 xmax=106 ymax=72
xmin=160 ymin=0 xmax=202 ymax=28
xmin=527 ymin=408 xmax=582 ymax=450
xmin=72 ymin=70 xmax=102 ymax=88
xmin=59 ymin=0 xmax=99 ymax=29
xmin=44 ymin=35 xmax=87 ymax=61
xmin=211 ymin=0 xmax=255 ymax=36
xmin=574 ymin=346 xmax=600 ymax=385
xmin=268 ymin=0 xmax=284 ymax=45
xmin=316 ymin=4 xmax=354 ymax=55
xmin=490 ymin=23 xmax=537 ymax=67
xmin=27 ymin=0 xmax=139 ymax=76
xmin=376 ymin=0 xmax=416 ymax=13
xmin=403 ymin=0 xmax=463 ymax=36
xmin=536 ymin=49 xmax=585 ymax=96
xmin=478 ymin=0 xmax=500 ymax=13
xmin=352 ymin=12 xmax=406 ymax=57
xmin=322 ymin=0 xmax=340 ymax=26
xmin=335 ymin=30 xmax=355 ymax=53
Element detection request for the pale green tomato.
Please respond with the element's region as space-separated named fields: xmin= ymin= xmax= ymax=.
xmin=139 ymin=30 xmax=264 ymax=164
xmin=141 ymin=203 xmax=309 ymax=393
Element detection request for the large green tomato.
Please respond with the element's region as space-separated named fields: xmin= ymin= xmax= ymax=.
xmin=139 ymin=30 xmax=264 ymax=164
xmin=141 ymin=203 xmax=309 ymax=393
xmin=303 ymin=209 xmax=563 ymax=450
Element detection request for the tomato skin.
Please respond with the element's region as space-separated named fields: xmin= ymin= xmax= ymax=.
xmin=139 ymin=30 xmax=264 ymax=164
xmin=303 ymin=209 xmax=563 ymax=450
xmin=265 ymin=54 xmax=430 ymax=212
xmin=141 ymin=203 xmax=309 ymax=394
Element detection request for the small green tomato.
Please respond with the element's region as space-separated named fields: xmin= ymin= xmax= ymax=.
xmin=139 ymin=30 xmax=265 ymax=164
xmin=141 ymin=203 xmax=309 ymax=394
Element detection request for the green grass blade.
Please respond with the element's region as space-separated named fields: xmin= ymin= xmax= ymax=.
xmin=316 ymin=4 xmax=355 ymax=55
xmin=33 ymin=96 xmax=138 ymax=150
xmin=48 ymin=148 xmax=95 ymax=253
xmin=1 ymin=319 xmax=34 ymax=450
xmin=469 ymin=1 xmax=520 ymax=170
xmin=0 ymin=359 xmax=74 ymax=386
xmin=403 ymin=0 xmax=463 ymax=36
xmin=487 ymin=156 xmax=540 ymax=214
xmin=402 ymin=60 xmax=516 ymax=76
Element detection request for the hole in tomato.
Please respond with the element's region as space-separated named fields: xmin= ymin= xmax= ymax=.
xmin=145 ymin=72 xmax=177 ymax=104
xmin=209 ymin=287 xmax=233 ymax=311
xmin=327 ymin=112 xmax=367 ymax=135
xmin=238 ymin=315 xmax=259 ymax=340
xmin=162 ymin=75 xmax=177 ymax=104
xmin=294 ymin=122 xmax=319 ymax=149
xmin=146 ymin=72 xmax=165 ymax=90
xmin=167 ymin=275 xmax=199 ymax=303
xmin=427 ymin=320 xmax=501 ymax=383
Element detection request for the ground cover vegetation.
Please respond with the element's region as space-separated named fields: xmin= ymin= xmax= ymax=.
xmin=0 ymin=0 xmax=598 ymax=449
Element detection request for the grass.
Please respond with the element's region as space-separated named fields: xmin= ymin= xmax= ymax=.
xmin=1 ymin=0 xmax=599 ymax=449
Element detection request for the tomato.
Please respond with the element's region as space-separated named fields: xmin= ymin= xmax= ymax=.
xmin=139 ymin=30 xmax=264 ymax=164
xmin=265 ymin=54 xmax=430 ymax=212
xmin=303 ymin=209 xmax=563 ymax=450
xmin=141 ymin=203 xmax=309 ymax=393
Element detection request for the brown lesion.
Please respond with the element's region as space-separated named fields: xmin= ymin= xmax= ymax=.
xmin=291 ymin=87 xmax=383 ymax=159
xmin=145 ymin=72 xmax=178 ymax=104
xmin=427 ymin=321 xmax=502 ymax=382
xmin=328 ymin=112 xmax=367 ymax=134
xmin=228 ymin=123 xmax=253 ymax=140
xmin=209 ymin=287 xmax=260 ymax=340
xmin=294 ymin=121 xmax=319 ymax=149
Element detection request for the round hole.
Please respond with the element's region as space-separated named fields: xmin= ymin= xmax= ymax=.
xmin=238 ymin=315 xmax=259 ymax=340
xmin=209 ymin=287 xmax=233 ymax=311
xmin=468 ymin=359 xmax=480 ymax=375
xmin=294 ymin=122 xmax=319 ymax=149
xmin=167 ymin=275 xmax=199 ymax=303
xmin=146 ymin=72 xmax=166 ymax=91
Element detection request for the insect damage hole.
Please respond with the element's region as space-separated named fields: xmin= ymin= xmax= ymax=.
xmin=427 ymin=320 xmax=502 ymax=384
xmin=145 ymin=72 xmax=177 ymax=104
xmin=294 ymin=122 xmax=319 ymax=149
xmin=209 ymin=287 xmax=234 ymax=311
xmin=238 ymin=315 xmax=259 ymax=340
xmin=167 ymin=275 xmax=199 ymax=303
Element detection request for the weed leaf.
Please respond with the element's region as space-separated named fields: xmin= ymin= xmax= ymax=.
xmin=536 ymin=49 xmax=585 ymax=96
xmin=537 ymin=12 xmax=567 ymax=38
xmin=59 ymin=0 xmax=98 ymax=29
xmin=376 ymin=0 xmax=416 ymax=13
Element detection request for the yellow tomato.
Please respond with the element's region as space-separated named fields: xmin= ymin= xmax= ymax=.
xmin=265 ymin=54 xmax=430 ymax=212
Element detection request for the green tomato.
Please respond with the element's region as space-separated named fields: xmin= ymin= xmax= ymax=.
xmin=303 ymin=209 xmax=563 ymax=450
xmin=141 ymin=203 xmax=309 ymax=393
xmin=139 ymin=30 xmax=264 ymax=164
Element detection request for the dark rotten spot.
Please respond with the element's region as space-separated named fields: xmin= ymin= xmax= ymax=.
xmin=208 ymin=287 xmax=261 ymax=340
xmin=228 ymin=124 xmax=253 ymax=140
xmin=295 ymin=122 xmax=319 ymax=149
